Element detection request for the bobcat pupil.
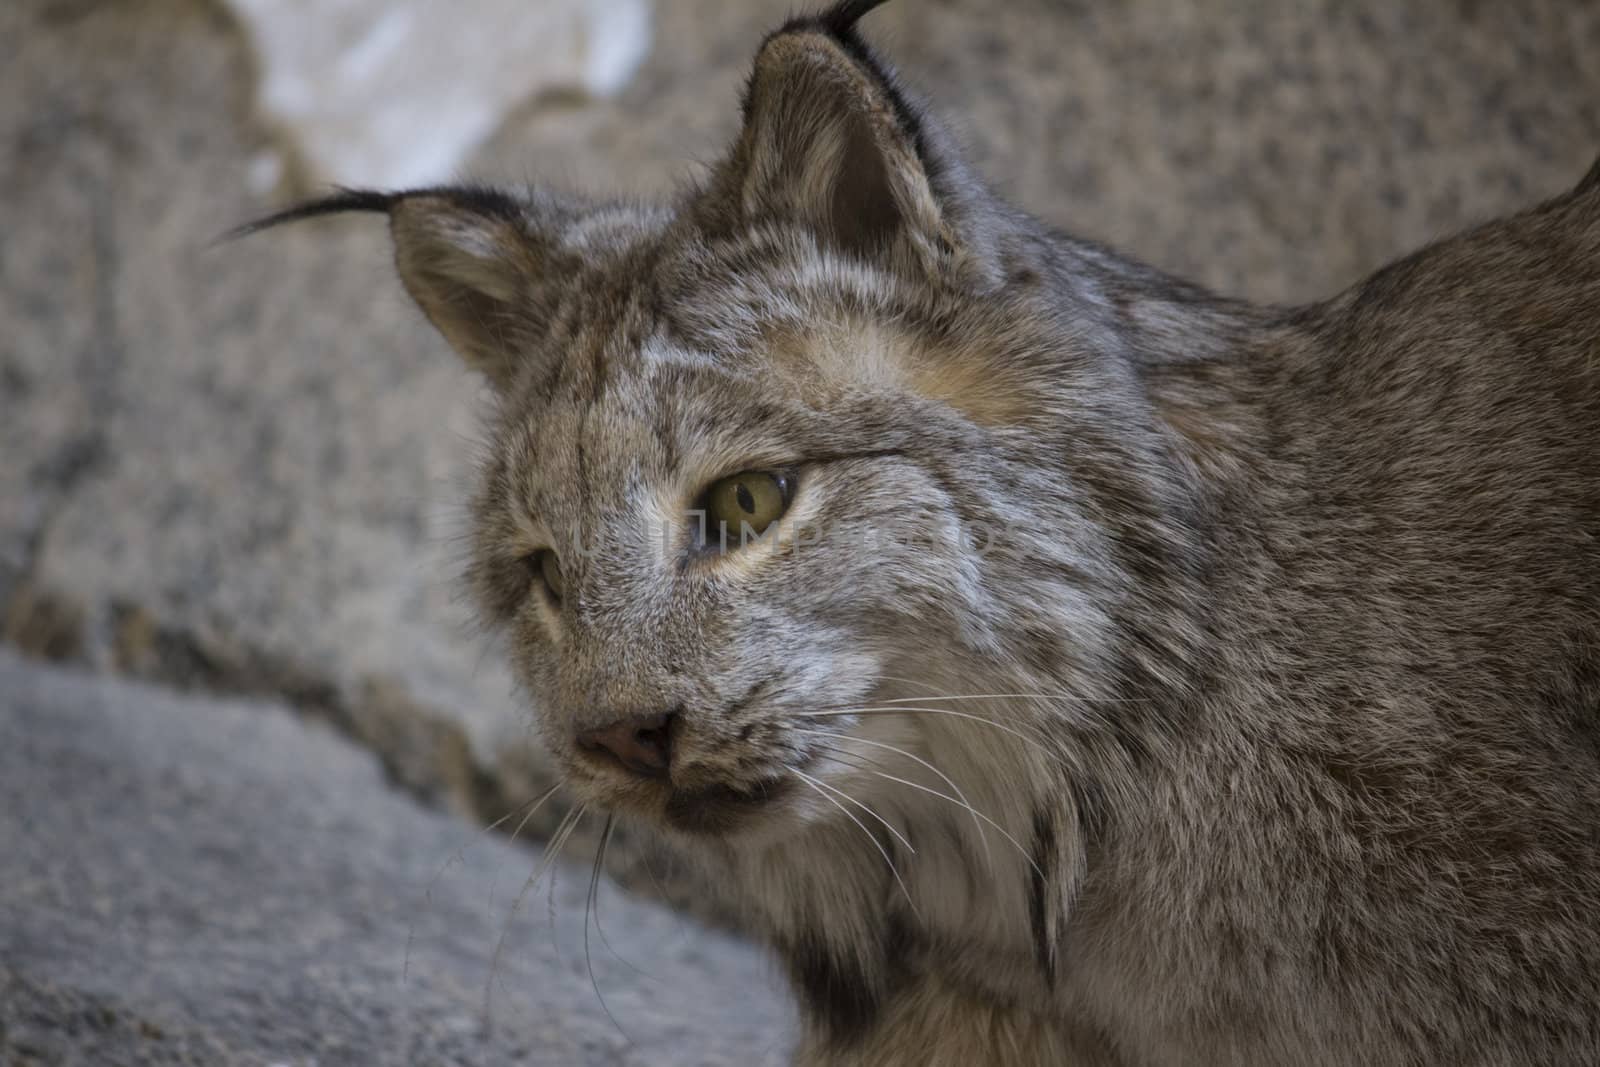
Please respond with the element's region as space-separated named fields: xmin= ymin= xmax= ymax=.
xmin=701 ymin=470 xmax=791 ymax=545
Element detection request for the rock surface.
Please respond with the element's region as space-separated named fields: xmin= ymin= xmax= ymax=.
xmin=227 ymin=0 xmax=652 ymax=188
xmin=0 ymin=651 xmax=793 ymax=1065
xmin=0 ymin=0 xmax=536 ymax=822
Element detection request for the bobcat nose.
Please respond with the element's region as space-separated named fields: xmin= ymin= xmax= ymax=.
xmin=576 ymin=712 xmax=676 ymax=779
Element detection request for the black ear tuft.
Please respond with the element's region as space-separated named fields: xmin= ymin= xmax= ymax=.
xmin=227 ymin=183 xmax=575 ymax=389
xmin=222 ymin=187 xmax=396 ymax=242
xmin=222 ymin=184 xmax=525 ymax=243
xmin=759 ymin=0 xmax=920 ymax=156
xmin=713 ymin=0 xmax=1010 ymax=275
xmin=768 ymin=0 xmax=892 ymax=40
xmin=814 ymin=0 xmax=893 ymax=37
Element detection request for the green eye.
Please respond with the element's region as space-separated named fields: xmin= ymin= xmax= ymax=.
xmin=703 ymin=470 xmax=793 ymax=545
xmin=528 ymin=549 xmax=563 ymax=602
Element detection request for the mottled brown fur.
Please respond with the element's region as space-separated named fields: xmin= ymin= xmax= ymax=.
xmin=243 ymin=2 xmax=1600 ymax=1063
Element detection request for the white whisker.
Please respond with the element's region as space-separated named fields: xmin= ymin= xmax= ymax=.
xmin=406 ymin=780 xmax=565 ymax=982
xmin=484 ymin=802 xmax=587 ymax=1022
xmin=590 ymin=817 xmax=654 ymax=979
xmin=793 ymin=767 xmax=916 ymax=855
xmin=492 ymin=779 xmax=566 ymax=911
xmin=797 ymin=727 xmax=994 ymax=876
xmin=796 ymin=704 xmax=1050 ymax=749
xmin=585 ymin=814 xmax=634 ymax=1043
xmin=825 ymin=749 xmax=1043 ymax=880
xmin=794 ymin=773 xmax=920 ymax=917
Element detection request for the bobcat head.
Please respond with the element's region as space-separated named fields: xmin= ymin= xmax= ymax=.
xmin=240 ymin=0 xmax=1209 ymax=857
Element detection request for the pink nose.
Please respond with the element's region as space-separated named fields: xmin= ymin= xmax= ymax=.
xmin=576 ymin=712 xmax=675 ymax=779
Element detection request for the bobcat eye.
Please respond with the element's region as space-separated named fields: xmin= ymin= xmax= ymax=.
xmin=525 ymin=549 xmax=564 ymax=602
xmin=701 ymin=471 xmax=793 ymax=545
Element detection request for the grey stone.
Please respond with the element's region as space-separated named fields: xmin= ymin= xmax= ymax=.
xmin=224 ymin=0 xmax=652 ymax=188
xmin=0 ymin=651 xmax=794 ymax=1065
xmin=0 ymin=0 xmax=537 ymax=815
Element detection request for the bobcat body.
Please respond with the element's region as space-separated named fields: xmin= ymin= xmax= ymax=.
xmin=246 ymin=2 xmax=1600 ymax=1063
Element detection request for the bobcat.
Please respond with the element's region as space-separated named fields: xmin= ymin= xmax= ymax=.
xmin=243 ymin=0 xmax=1600 ymax=1062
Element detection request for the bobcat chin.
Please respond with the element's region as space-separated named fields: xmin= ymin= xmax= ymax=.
xmin=241 ymin=1 xmax=1600 ymax=1062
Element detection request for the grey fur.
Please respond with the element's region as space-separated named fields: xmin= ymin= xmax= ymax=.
xmin=246 ymin=3 xmax=1600 ymax=1063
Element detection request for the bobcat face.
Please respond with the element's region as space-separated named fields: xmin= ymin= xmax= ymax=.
xmin=460 ymin=215 xmax=1100 ymax=842
xmin=237 ymin=4 xmax=1198 ymax=852
xmin=466 ymin=282 xmax=943 ymax=839
xmin=211 ymin=0 xmax=1172 ymax=852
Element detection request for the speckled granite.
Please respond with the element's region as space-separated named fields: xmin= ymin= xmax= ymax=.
xmin=0 ymin=0 xmax=1597 ymax=1056
xmin=0 ymin=651 xmax=792 ymax=1064
xmin=0 ymin=0 xmax=529 ymax=802
xmin=226 ymin=0 xmax=651 ymax=188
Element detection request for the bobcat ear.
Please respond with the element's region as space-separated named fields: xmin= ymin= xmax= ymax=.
xmin=387 ymin=190 xmax=573 ymax=387
xmin=722 ymin=1 xmax=992 ymax=276
xmin=231 ymin=187 xmax=573 ymax=389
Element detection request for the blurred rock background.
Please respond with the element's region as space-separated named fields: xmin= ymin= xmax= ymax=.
xmin=1 ymin=0 xmax=1596 ymax=1062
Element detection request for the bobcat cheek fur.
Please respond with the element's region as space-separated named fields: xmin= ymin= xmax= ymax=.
xmin=242 ymin=2 xmax=1600 ymax=1063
